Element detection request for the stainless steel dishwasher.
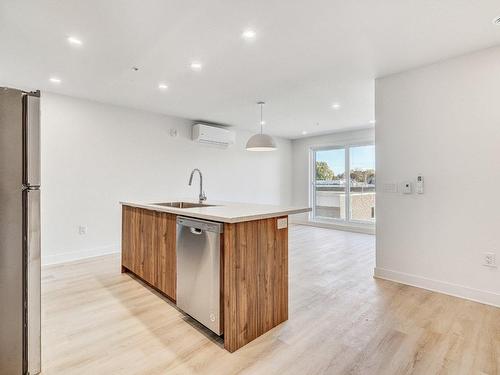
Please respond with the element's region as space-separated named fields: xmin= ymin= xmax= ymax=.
xmin=176 ymin=216 xmax=223 ymax=335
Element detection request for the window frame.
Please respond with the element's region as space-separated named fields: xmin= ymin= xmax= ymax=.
xmin=310 ymin=142 xmax=375 ymax=226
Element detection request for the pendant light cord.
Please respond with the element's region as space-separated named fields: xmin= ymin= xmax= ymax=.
xmin=259 ymin=101 xmax=264 ymax=134
xmin=257 ymin=102 xmax=266 ymax=134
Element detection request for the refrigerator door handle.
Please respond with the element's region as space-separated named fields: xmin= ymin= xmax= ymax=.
xmin=25 ymin=188 xmax=41 ymax=375
xmin=23 ymin=94 xmax=41 ymax=188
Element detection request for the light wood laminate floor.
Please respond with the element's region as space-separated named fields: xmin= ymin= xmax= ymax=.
xmin=41 ymin=225 xmax=500 ymax=375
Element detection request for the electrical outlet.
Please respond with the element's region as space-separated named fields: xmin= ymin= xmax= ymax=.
xmin=277 ymin=217 xmax=288 ymax=229
xmin=78 ymin=225 xmax=87 ymax=235
xmin=483 ymin=253 xmax=497 ymax=268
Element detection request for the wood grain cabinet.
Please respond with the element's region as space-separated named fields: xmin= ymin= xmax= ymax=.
xmin=121 ymin=206 xmax=176 ymax=301
xmin=122 ymin=204 xmax=290 ymax=352
xmin=223 ymin=218 xmax=288 ymax=352
xmin=154 ymin=211 xmax=176 ymax=300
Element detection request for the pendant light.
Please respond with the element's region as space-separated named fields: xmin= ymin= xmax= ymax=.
xmin=246 ymin=101 xmax=277 ymax=151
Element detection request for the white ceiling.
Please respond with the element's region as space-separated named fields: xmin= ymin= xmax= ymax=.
xmin=1 ymin=0 xmax=500 ymax=139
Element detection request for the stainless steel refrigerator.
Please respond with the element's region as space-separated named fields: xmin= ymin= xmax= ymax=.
xmin=0 ymin=87 xmax=41 ymax=375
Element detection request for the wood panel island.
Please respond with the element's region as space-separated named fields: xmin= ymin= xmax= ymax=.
xmin=120 ymin=200 xmax=310 ymax=352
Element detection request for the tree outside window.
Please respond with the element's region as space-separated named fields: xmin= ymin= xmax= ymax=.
xmin=316 ymin=161 xmax=334 ymax=180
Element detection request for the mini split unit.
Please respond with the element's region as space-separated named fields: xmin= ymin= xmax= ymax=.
xmin=192 ymin=123 xmax=235 ymax=147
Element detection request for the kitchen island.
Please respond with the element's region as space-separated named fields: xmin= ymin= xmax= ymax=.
xmin=120 ymin=200 xmax=310 ymax=352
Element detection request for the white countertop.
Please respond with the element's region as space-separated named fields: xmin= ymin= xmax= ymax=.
xmin=120 ymin=199 xmax=311 ymax=223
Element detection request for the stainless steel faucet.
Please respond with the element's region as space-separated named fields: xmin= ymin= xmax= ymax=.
xmin=188 ymin=168 xmax=207 ymax=203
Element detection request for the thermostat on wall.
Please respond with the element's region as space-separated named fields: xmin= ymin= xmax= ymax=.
xmin=416 ymin=174 xmax=424 ymax=194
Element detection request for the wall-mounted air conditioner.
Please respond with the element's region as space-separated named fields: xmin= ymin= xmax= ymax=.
xmin=192 ymin=123 xmax=235 ymax=147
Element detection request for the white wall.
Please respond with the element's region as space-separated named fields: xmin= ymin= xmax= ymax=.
xmin=375 ymin=46 xmax=500 ymax=307
xmin=41 ymin=93 xmax=292 ymax=265
xmin=291 ymin=128 xmax=375 ymax=232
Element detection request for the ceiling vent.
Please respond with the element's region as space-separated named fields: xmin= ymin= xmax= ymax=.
xmin=192 ymin=123 xmax=235 ymax=148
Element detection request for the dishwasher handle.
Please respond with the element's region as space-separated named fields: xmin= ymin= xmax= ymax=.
xmin=190 ymin=227 xmax=203 ymax=235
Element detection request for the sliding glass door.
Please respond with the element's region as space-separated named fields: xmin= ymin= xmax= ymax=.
xmin=313 ymin=148 xmax=346 ymax=220
xmin=312 ymin=144 xmax=375 ymax=225
xmin=349 ymin=145 xmax=375 ymax=223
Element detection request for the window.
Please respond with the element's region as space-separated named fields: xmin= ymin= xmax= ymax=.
xmin=311 ymin=144 xmax=375 ymax=225
xmin=313 ymin=148 xmax=346 ymax=220
xmin=349 ymin=145 xmax=375 ymax=223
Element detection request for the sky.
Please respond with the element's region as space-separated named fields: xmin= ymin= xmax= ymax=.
xmin=316 ymin=145 xmax=375 ymax=176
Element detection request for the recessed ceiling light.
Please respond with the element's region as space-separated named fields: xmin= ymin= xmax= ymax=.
xmin=331 ymin=102 xmax=341 ymax=110
xmin=158 ymin=83 xmax=168 ymax=90
xmin=49 ymin=77 xmax=61 ymax=84
xmin=493 ymin=16 xmax=500 ymax=25
xmin=242 ymin=29 xmax=256 ymax=41
xmin=369 ymin=120 xmax=376 ymax=124
xmin=67 ymin=36 xmax=82 ymax=46
xmin=190 ymin=62 xmax=203 ymax=71
xmin=301 ymin=130 xmax=308 ymax=135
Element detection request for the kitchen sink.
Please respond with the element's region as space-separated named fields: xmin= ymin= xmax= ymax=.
xmin=152 ymin=202 xmax=215 ymax=209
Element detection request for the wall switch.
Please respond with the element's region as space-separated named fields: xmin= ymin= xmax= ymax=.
xmin=277 ymin=217 xmax=288 ymax=230
xmin=401 ymin=181 xmax=413 ymax=194
xmin=78 ymin=225 xmax=87 ymax=235
xmin=484 ymin=253 xmax=497 ymax=268
xmin=383 ymin=183 xmax=397 ymax=193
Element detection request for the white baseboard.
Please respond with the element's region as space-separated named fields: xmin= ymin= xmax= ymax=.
xmin=42 ymin=244 xmax=120 ymax=266
xmin=291 ymin=219 xmax=375 ymax=235
xmin=374 ymin=267 xmax=500 ymax=308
